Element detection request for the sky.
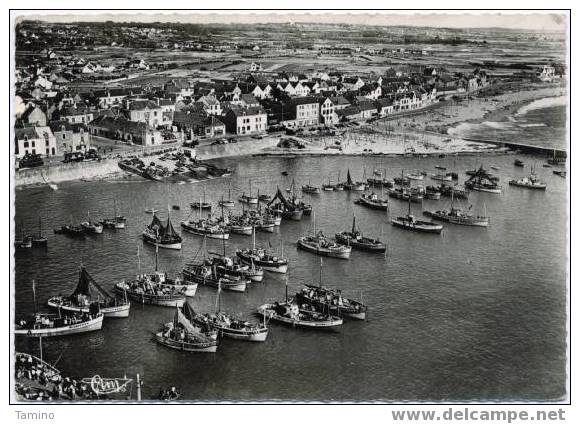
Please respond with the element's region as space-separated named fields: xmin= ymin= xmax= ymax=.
xmin=14 ymin=11 xmax=568 ymax=32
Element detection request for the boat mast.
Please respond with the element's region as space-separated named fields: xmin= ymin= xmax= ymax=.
xmin=155 ymin=244 xmax=159 ymax=272
xmin=319 ymin=257 xmax=323 ymax=288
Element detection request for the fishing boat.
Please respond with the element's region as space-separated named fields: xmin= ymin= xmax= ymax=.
xmin=423 ymin=191 xmax=489 ymax=227
xmin=47 ymin=266 xmax=130 ymax=318
xmin=267 ymin=187 xmax=304 ymax=221
xmin=322 ymin=175 xmax=336 ymax=191
xmin=14 ymin=236 xmax=32 ymax=249
xmin=258 ymin=194 xmax=272 ymax=203
xmin=15 ymin=310 xmax=104 ymax=337
xmin=297 ymin=212 xmax=351 ymax=259
xmin=54 ymin=224 xmax=85 ymax=237
xmin=218 ymin=183 xmax=235 ymax=208
xmin=183 ymin=264 xmax=247 ymax=292
xmin=335 ymin=216 xmax=386 ymax=253
xmin=391 ymin=200 xmax=443 ymax=234
xmin=464 ymin=167 xmax=502 ymax=194
xmin=155 ymin=307 xmax=218 ymax=353
xmin=302 ymin=184 xmax=321 ymax=194
xmin=296 ymin=279 xmax=367 ymax=320
xmin=387 ymin=187 xmax=423 ymax=203
xmin=239 ymin=180 xmax=258 ymax=204
xmin=354 ymin=192 xmax=389 ymax=210
xmin=509 ymin=167 xmax=547 ymax=190
xmin=343 ymin=169 xmax=366 ymax=191
xmin=431 ymin=173 xmax=452 ymax=182
xmin=30 ymin=217 xmax=48 ymax=246
xmin=181 ymin=218 xmax=229 ymax=239
xmin=115 ymin=277 xmax=186 ymax=307
xmin=142 ymin=211 xmax=182 ymax=250
xmin=190 ymin=201 xmax=212 ymax=210
xmin=514 ymin=159 xmax=524 ymax=167
xmin=236 ymin=236 xmax=288 ymax=273
xmin=435 ymin=165 xmax=447 ymax=170
xmin=80 ymin=212 xmax=103 ymax=234
xmin=490 ymin=166 xmax=500 ymax=171
xmin=101 ymin=201 xmax=126 ymax=229
xmin=553 ymin=170 xmax=566 ymax=177
xmin=438 ymin=185 xmax=469 ymax=200
xmin=219 ymin=213 xmax=253 ymax=235
xmin=423 ymin=186 xmax=442 ymax=200
xmin=206 ymin=243 xmax=264 ymax=282
xmin=547 ymin=150 xmax=566 ymax=166
xmin=405 ymin=172 xmax=424 ymax=181
xmin=257 ymin=300 xmax=343 ymax=331
xmin=145 ymin=208 xmax=159 ymax=214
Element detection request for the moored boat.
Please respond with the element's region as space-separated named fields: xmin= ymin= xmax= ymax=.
xmin=182 ymin=264 xmax=248 ymax=292
xmin=47 ymin=266 xmax=131 ymax=318
xmin=236 ymin=246 xmax=288 ymax=274
xmin=391 ymin=200 xmax=443 ymax=234
xmin=354 ymin=192 xmax=389 ymax=210
xmin=464 ymin=167 xmax=502 ymax=194
xmin=335 ymin=216 xmax=386 ymax=253
xmin=296 ymin=284 xmax=367 ymax=320
xmin=257 ymin=301 xmax=343 ymax=331
xmin=15 ymin=310 xmax=104 ymax=337
xmin=54 ymin=225 xmax=85 ymax=237
xmin=302 ymin=184 xmax=321 ymax=194
xmin=509 ymin=168 xmax=547 ymax=190
xmin=423 ymin=192 xmax=489 ymax=227
xmin=142 ymin=212 xmax=182 ymax=250
xmin=155 ymin=307 xmax=218 ymax=353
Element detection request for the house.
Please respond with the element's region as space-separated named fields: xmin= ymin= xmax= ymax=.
xmin=358 ymin=101 xmax=377 ymax=119
xmin=319 ymin=97 xmax=338 ymax=125
xmin=173 ymin=111 xmax=226 ymax=138
xmin=49 ymin=121 xmax=91 ymax=154
xmin=342 ymin=76 xmax=365 ymax=91
xmin=126 ymin=100 xmax=163 ymax=128
xmin=34 ymin=76 xmax=53 ymax=90
xmin=249 ymin=62 xmax=262 ymax=72
xmin=285 ymin=97 xmax=320 ymax=128
xmin=197 ymin=95 xmax=222 ymax=116
xmin=222 ymin=105 xmax=267 ymax=135
xmin=240 ymin=94 xmax=261 ymax=108
xmin=329 ymin=96 xmax=350 ymax=111
xmin=359 ymin=83 xmax=382 ymax=100
xmin=20 ymin=104 xmax=47 ymax=126
xmin=60 ymin=104 xmax=94 ymax=124
xmin=252 ymin=84 xmax=272 ymax=99
xmin=336 ymin=106 xmax=362 ymax=121
xmin=293 ymin=82 xmax=311 ymax=97
xmin=88 ymin=116 xmax=162 ymax=146
xmin=15 ymin=126 xmax=57 ymax=159
xmin=375 ymin=97 xmax=395 ymax=116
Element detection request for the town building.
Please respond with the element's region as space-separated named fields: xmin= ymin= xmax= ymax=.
xmin=223 ymin=105 xmax=267 ymax=135
xmin=15 ymin=126 xmax=57 ymax=159
xmin=49 ymin=121 xmax=91 ymax=154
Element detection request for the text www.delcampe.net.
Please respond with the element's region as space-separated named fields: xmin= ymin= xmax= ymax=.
xmin=391 ymin=408 xmax=566 ymax=422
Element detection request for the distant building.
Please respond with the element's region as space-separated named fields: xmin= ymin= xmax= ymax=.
xmin=20 ymin=104 xmax=47 ymax=126
xmin=88 ymin=116 xmax=162 ymax=146
xmin=50 ymin=121 xmax=91 ymax=153
xmin=126 ymin=100 xmax=163 ymax=128
xmin=15 ymin=126 xmax=57 ymax=159
xmin=223 ymin=105 xmax=267 ymax=135
xmin=60 ymin=104 xmax=94 ymax=125
xmin=249 ymin=62 xmax=262 ymax=72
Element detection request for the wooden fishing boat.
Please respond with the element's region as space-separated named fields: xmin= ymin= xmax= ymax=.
xmin=335 ymin=216 xmax=386 ymax=253
xmin=354 ymin=192 xmax=389 ymax=210
xmin=423 ymin=191 xmax=489 ymax=227
xmin=387 ymin=187 xmax=423 ymax=203
xmin=509 ymin=168 xmax=547 ymax=190
xmin=101 ymin=201 xmax=125 ymax=229
xmin=236 ymin=247 xmax=288 ymax=274
xmin=257 ymin=301 xmax=343 ymax=331
xmin=297 ymin=212 xmax=351 ymax=259
xmin=405 ymin=172 xmax=424 ymax=181
xmin=145 ymin=208 xmax=159 ymax=214
xmin=115 ymin=280 xmax=186 ymax=307
xmin=464 ymin=167 xmax=502 ymax=194
xmin=392 ymin=199 xmax=443 ymax=233
xmin=296 ymin=284 xmax=367 ymax=320
xmin=514 ymin=159 xmax=525 ymax=167
xmin=343 ymin=169 xmax=366 ymax=191
xmin=142 ymin=212 xmax=182 ymax=250
xmin=54 ymin=225 xmax=85 ymax=237
xmin=183 ymin=264 xmax=247 ymax=292
xmin=430 ymin=173 xmax=452 ymax=182
xmin=423 ymin=186 xmax=442 ymax=200
xmin=31 ymin=217 xmax=48 ymax=246
xmin=302 ymin=185 xmax=321 ymax=194
xmin=155 ymin=308 xmax=218 ymax=353
xmin=205 ymin=254 xmax=264 ymax=283
xmin=15 ymin=311 xmax=104 ymax=337
xmin=80 ymin=212 xmax=103 ymax=234
xmin=181 ymin=219 xmax=229 ymax=239
xmin=553 ymin=170 xmax=566 ymax=177
xmin=199 ymin=313 xmax=268 ymax=341
xmin=190 ymin=201 xmax=212 ymax=210
xmin=267 ymin=188 xmax=304 ymax=221
xmin=47 ymin=266 xmax=130 ymax=318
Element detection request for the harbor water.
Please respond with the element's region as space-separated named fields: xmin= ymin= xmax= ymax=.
xmin=13 ymin=150 xmax=567 ymax=401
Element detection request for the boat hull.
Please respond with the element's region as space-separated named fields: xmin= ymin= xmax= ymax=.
xmin=142 ymin=234 xmax=182 ymax=250
xmin=114 ymin=286 xmax=185 ymax=307
xmin=181 ymin=223 xmax=229 ymax=239
xmin=215 ymin=326 xmax=268 ymax=342
xmin=423 ymin=211 xmax=489 ymax=227
xmin=47 ymin=300 xmax=131 ymax=318
xmin=508 ymin=181 xmax=547 ymax=190
xmin=257 ymin=307 xmax=343 ymax=331
xmin=297 ymin=239 xmax=351 ymax=259
xmin=155 ymin=333 xmax=218 ymax=352
xmin=15 ymin=315 xmax=104 ymax=337
xmin=391 ymin=219 xmax=443 ymax=234
xmin=282 ymin=210 xmax=303 ymax=221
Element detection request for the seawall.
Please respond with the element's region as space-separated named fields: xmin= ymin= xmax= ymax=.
xmin=15 ymin=159 xmax=123 ymax=187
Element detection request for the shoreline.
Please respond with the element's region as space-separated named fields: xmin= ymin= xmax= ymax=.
xmin=15 ymin=84 xmax=565 ymax=189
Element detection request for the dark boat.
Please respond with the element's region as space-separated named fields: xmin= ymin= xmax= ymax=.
xmin=391 ymin=200 xmax=443 ymax=234
xmin=342 ymin=169 xmax=366 ymax=191
xmin=142 ymin=212 xmax=182 ymax=250
xmin=464 ymin=167 xmax=502 ymax=194
xmin=387 ymin=187 xmax=423 ymax=203
xmin=514 ymin=159 xmax=525 ymax=167
xmin=54 ymin=225 xmax=85 ymax=237
xmin=155 ymin=306 xmax=218 ymax=353
xmin=48 ymin=266 xmax=131 ymax=318
xmin=182 ymin=264 xmax=247 ymax=293
xmin=553 ymin=170 xmax=566 ymax=177
xmin=335 ymin=216 xmax=386 ymax=253
xmin=267 ymin=187 xmax=304 ymax=221
xmin=295 ymin=284 xmax=367 ymax=320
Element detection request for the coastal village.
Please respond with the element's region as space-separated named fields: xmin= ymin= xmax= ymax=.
xmin=12 ymin=18 xmax=568 ymax=403
xmin=14 ymin=21 xmax=565 ymax=182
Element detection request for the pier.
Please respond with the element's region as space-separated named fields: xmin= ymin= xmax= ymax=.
xmin=459 ymin=137 xmax=567 ymax=157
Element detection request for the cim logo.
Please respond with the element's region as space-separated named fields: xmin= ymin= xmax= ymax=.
xmin=85 ymin=375 xmax=132 ymax=395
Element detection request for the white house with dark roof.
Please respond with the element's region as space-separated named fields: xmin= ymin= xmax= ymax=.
xmin=222 ymin=105 xmax=267 ymax=135
xmin=127 ymin=100 xmax=163 ymax=128
xmin=15 ymin=126 xmax=57 ymax=159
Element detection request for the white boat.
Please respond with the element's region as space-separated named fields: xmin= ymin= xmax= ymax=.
xmin=15 ymin=312 xmax=104 ymax=337
xmin=509 ymin=169 xmax=547 ymax=190
xmin=406 ymin=172 xmax=424 ymax=181
xmin=257 ymin=301 xmax=343 ymax=331
xmin=80 ymin=212 xmax=103 ymax=234
xmin=296 ymin=212 xmax=351 ymax=259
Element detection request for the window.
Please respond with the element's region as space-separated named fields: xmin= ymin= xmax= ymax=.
xmin=32 ymin=141 xmax=36 ymax=148
xmin=46 ymin=148 xmax=49 ymax=155
xmin=62 ymin=133 xmax=66 ymax=139
xmin=23 ymin=141 xmax=29 ymax=148
xmin=32 ymin=149 xmax=36 ymax=154
xmin=51 ymin=148 xmax=55 ymax=155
